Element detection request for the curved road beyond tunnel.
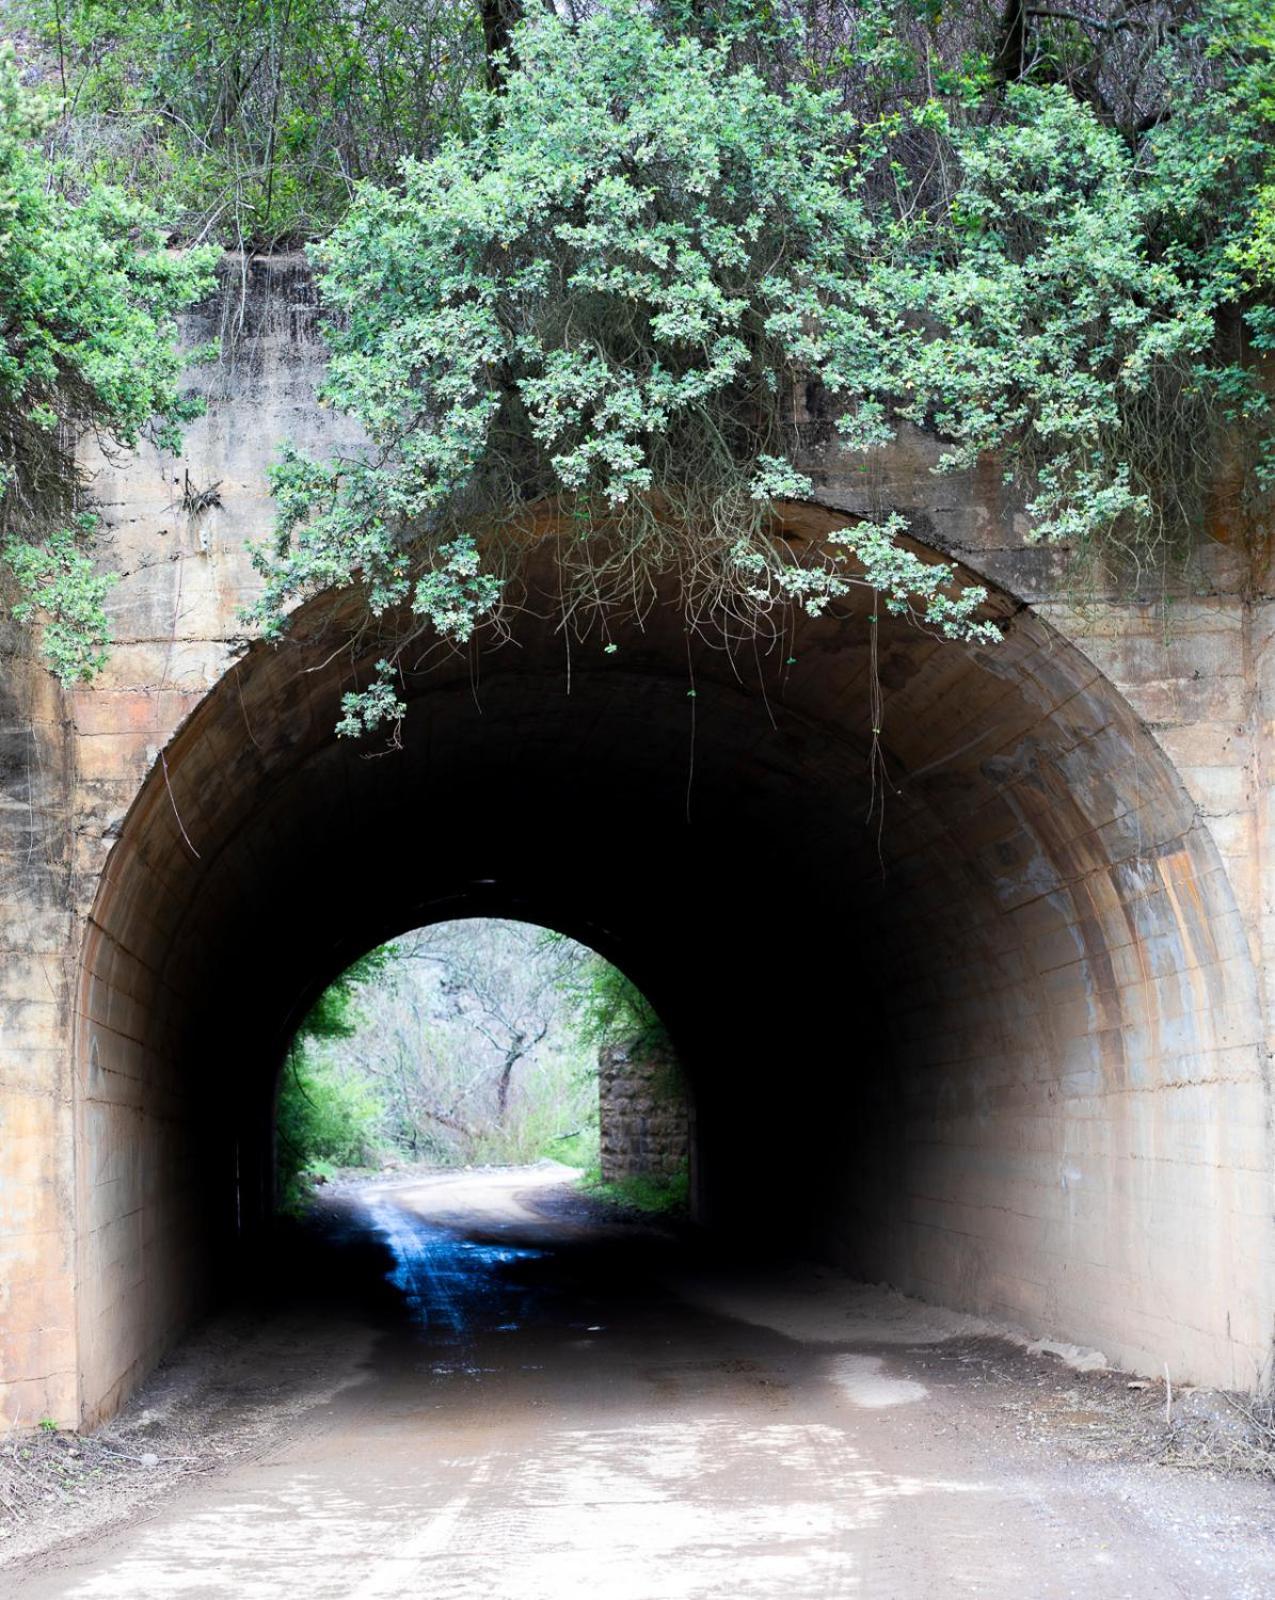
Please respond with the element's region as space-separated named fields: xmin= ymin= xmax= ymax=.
xmin=15 ymin=1168 xmax=1275 ymax=1599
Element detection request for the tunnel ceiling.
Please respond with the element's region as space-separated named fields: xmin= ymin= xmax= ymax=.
xmin=86 ymin=517 xmax=1208 ymax=1065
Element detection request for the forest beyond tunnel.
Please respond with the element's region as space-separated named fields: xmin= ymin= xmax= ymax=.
xmin=75 ymin=528 xmax=1268 ymax=1426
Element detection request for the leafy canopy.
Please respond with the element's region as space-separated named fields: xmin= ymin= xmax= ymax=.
xmin=544 ymin=934 xmax=669 ymax=1056
xmin=253 ymin=2 xmax=1008 ymax=733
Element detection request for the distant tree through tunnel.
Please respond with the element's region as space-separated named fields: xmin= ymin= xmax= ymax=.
xmin=273 ymin=918 xmax=686 ymax=1212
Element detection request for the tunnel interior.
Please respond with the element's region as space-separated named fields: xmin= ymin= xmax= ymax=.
xmin=75 ymin=521 xmax=1266 ymax=1424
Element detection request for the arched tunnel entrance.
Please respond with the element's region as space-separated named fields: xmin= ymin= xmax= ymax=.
xmin=74 ymin=521 xmax=1268 ymax=1425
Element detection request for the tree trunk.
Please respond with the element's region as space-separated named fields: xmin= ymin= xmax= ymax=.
xmin=991 ymin=0 xmax=1027 ymax=83
xmin=496 ymin=1038 xmax=526 ymax=1123
xmin=482 ymin=0 xmax=523 ymax=92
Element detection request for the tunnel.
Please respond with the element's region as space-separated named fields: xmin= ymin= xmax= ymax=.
xmin=73 ymin=507 xmax=1267 ymax=1426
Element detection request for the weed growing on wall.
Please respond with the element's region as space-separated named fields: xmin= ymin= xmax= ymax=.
xmin=0 ymin=46 xmax=216 ymax=681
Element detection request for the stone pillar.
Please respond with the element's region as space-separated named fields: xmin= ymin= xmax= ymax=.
xmin=598 ymin=1041 xmax=689 ymax=1183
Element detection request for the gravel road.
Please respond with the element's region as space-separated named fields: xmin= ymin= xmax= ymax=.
xmin=7 ymin=1166 xmax=1274 ymax=1599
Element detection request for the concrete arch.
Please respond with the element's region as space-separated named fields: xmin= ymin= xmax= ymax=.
xmin=70 ymin=515 xmax=1272 ymax=1426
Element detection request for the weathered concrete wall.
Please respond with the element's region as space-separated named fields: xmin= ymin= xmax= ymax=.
xmin=797 ymin=427 xmax=1274 ymax=1389
xmin=66 ymin=258 xmax=367 ymax=1425
xmin=0 ymin=652 xmax=78 ymax=1427
xmin=1 ymin=255 xmax=1273 ymax=1427
xmin=598 ymin=1041 xmax=689 ymax=1184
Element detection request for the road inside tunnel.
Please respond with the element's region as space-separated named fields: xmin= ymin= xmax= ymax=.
xmin=13 ymin=1167 xmax=1275 ymax=1599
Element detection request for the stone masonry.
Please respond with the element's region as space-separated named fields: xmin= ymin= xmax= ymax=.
xmin=598 ymin=1041 xmax=690 ymax=1184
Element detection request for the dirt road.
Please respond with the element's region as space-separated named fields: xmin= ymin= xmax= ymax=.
xmin=8 ymin=1167 xmax=1275 ymax=1598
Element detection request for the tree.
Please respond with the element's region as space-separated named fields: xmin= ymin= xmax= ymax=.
xmin=289 ymin=922 xmax=604 ymax=1171
xmin=395 ymin=921 xmax=579 ymax=1125
xmin=275 ymin=947 xmax=391 ymax=1201
xmin=545 ymin=938 xmax=669 ymax=1054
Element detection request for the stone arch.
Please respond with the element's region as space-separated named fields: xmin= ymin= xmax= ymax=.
xmin=71 ymin=515 xmax=1271 ymax=1424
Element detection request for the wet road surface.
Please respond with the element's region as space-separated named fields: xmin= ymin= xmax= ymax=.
xmin=11 ymin=1168 xmax=1275 ymax=1599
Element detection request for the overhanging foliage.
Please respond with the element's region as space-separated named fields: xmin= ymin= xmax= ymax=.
xmin=2 ymin=1 xmax=1273 ymax=722
xmin=246 ymin=0 xmax=1275 ymax=735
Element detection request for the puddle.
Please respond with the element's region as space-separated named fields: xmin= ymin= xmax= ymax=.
xmin=368 ymin=1200 xmax=544 ymax=1339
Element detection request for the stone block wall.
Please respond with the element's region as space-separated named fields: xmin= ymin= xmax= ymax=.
xmin=598 ymin=1042 xmax=689 ymax=1183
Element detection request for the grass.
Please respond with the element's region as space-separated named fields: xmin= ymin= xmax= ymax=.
xmin=543 ymin=1127 xmax=598 ymax=1168
xmin=582 ymin=1167 xmax=690 ymax=1216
